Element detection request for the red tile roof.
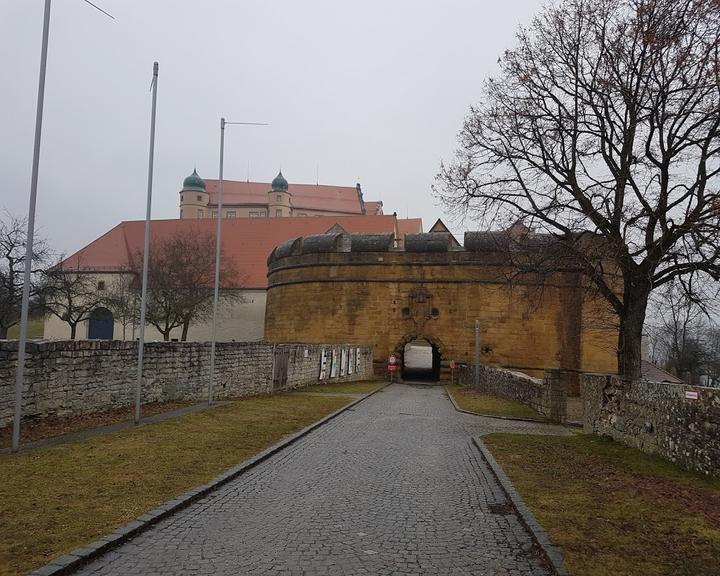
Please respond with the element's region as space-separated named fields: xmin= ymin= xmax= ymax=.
xmin=61 ymin=215 xmax=405 ymax=289
xmin=396 ymin=218 xmax=423 ymax=239
xmin=203 ymin=180 xmax=382 ymax=215
xmin=364 ymin=201 xmax=383 ymax=215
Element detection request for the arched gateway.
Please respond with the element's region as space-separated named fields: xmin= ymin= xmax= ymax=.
xmin=264 ymin=230 xmax=618 ymax=380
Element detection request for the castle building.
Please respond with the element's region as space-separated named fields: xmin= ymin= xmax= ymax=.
xmin=179 ymin=170 xmax=383 ymax=220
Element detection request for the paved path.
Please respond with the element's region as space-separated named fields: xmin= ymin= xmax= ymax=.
xmin=74 ymin=384 xmax=569 ymax=575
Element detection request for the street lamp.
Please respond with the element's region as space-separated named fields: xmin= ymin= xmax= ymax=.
xmin=208 ymin=118 xmax=268 ymax=405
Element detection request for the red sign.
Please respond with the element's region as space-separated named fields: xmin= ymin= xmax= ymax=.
xmin=450 ymin=360 xmax=456 ymax=369
xmin=388 ymin=365 xmax=397 ymax=372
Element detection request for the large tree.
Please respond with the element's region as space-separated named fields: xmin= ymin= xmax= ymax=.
xmin=135 ymin=230 xmax=242 ymax=341
xmin=0 ymin=213 xmax=51 ymax=338
xmin=435 ymin=0 xmax=720 ymax=378
xmin=43 ymin=258 xmax=104 ymax=339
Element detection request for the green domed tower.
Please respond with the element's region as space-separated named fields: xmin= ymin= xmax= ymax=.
xmin=179 ymin=169 xmax=209 ymax=219
xmin=268 ymin=170 xmax=292 ymax=217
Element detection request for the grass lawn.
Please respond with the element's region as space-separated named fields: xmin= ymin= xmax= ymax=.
xmin=483 ymin=433 xmax=720 ymax=576
xmin=0 ymin=393 xmax=351 ymax=576
xmin=6 ymin=317 xmax=44 ymax=339
xmin=295 ymin=380 xmax=385 ymax=395
xmin=446 ymin=384 xmax=545 ymax=420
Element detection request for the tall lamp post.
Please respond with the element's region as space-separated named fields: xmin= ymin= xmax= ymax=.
xmin=208 ymin=118 xmax=267 ymax=405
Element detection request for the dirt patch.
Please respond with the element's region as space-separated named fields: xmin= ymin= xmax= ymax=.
xmin=0 ymin=401 xmax=194 ymax=449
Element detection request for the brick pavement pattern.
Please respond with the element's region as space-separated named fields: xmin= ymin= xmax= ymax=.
xmin=74 ymin=384 xmax=569 ymax=575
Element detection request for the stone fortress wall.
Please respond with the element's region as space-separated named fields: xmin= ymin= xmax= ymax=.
xmin=0 ymin=340 xmax=373 ymax=428
xmin=264 ymin=231 xmax=618 ymax=377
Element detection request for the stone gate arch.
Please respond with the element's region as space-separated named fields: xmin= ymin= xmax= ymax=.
xmin=394 ymin=333 xmax=447 ymax=382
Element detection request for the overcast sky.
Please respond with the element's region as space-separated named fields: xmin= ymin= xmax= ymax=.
xmin=2 ymin=0 xmax=543 ymax=256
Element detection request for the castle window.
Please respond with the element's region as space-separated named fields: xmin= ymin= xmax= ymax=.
xmin=197 ymin=195 xmax=202 ymax=202
xmin=227 ymin=211 xmax=237 ymax=218
xmin=198 ymin=210 xmax=204 ymax=218
xmin=212 ymin=211 xmax=218 ymax=218
xmin=97 ymin=280 xmax=106 ymax=291
xmin=276 ymin=209 xmax=282 ymax=217
xmin=180 ymin=209 xmax=183 ymax=218
xmin=277 ymin=194 xmax=282 ymax=202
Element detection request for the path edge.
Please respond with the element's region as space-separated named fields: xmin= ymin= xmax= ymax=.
xmin=472 ymin=437 xmax=568 ymax=576
xmin=445 ymin=385 xmax=548 ymax=424
xmin=30 ymin=383 xmax=390 ymax=576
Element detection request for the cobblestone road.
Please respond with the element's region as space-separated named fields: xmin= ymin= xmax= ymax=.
xmin=74 ymin=384 xmax=569 ymax=575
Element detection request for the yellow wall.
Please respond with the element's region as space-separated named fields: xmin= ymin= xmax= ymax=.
xmin=264 ymin=251 xmax=618 ymax=375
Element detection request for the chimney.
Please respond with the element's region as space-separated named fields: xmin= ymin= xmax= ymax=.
xmin=356 ymin=182 xmax=366 ymax=215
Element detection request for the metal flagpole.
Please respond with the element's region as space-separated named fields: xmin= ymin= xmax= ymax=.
xmin=208 ymin=118 xmax=226 ymax=406
xmin=208 ymin=119 xmax=268 ymax=405
xmin=135 ymin=61 xmax=159 ymax=424
xmin=12 ymin=0 xmax=52 ymax=453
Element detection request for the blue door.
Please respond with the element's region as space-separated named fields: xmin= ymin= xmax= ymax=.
xmin=88 ymin=307 xmax=114 ymax=340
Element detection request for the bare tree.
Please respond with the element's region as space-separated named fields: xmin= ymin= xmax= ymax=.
xmin=104 ymin=274 xmax=139 ymax=340
xmin=43 ymin=258 xmax=104 ymax=339
xmin=646 ymin=276 xmax=718 ymax=383
xmin=0 ymin=212 xmax=51 ymax=338
xmin=133 ymin=230 xmax=242 ymax=341
xmin=435 ymin=0 xmax=720 ymax=379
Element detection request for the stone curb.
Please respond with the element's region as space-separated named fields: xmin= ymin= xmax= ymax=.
xmin=30 ymin=383 xmax=390 ymax=576
xmin=472 ymin=437 xmax=568 ymax=576
xmin=444 ymin=385 xmax=548 ymax=424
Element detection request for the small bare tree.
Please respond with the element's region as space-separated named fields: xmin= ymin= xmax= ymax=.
xmin=0 ymin=212 xmax=51 ymax=338
xmin=646 ymin=276 xmax=718 ymax=383
xmin=43 ymin=258 xmax=104 ymax=339
xmin=435 ymin=0 xmax=720 ymax=379
xmin=104 ymin=274 xmax=139 ymax=340
xmin=133 ymin=230 xmax=242 ymax=341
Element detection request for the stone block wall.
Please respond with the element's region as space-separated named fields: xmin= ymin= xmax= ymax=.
xmin=583 ymin=374 xmax=720 ymax=476
xmin=457 ymin=363 xmax=569 ymax=422
xmin=0 ymin=340 xmax=373 ymax=428
xmin=265 ymin=242 xmax=618 ymax=377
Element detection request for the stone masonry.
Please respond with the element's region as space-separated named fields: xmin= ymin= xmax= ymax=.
xmin=0 ymin=340 xmax=373 ymax=428
xmin=583 ymin=374 xmax=720 ymax=476
xmin=458 ymin=363 xmax=569 ymax=423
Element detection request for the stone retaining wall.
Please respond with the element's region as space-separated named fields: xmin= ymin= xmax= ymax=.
xmin=583 ymin=374 xmax=720 ymax=476
xmin=0 ymin=340 xmax=374 ymax=427
xmin=457 ymin=363 xmax=568 ymax=422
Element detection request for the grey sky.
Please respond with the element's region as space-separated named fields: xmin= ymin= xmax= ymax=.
xmin=2 ymin=0 xmax=543 ymax=256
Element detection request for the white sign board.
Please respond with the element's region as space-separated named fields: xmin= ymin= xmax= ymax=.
xmin=685 ymin=390 xmax=699 ymax=400
xmin=389 ymin=354 xmax=397 ymax=365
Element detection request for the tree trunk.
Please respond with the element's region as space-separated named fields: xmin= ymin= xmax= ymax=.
xmin=617 ymin=291 xmax=649 ymax=380
xmin=70 ymin=323 xmax=77 ymax=340
xmin=181 ymin=321 xmax=190 ymax=342
xmin=162 ymin=329 xmax=171 ymax=342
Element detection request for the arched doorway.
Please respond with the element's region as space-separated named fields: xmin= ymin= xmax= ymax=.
xmin=88 ymin=307 xmax=114 ymax=340
xmin=401 ymin=338 xmax=441 ymax=382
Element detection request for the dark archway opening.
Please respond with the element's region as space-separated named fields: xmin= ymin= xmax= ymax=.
xmin=401 ymin=338 xmax=441 ymax=382
xmin=88 ymin=307 xmax=114 ymax=340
